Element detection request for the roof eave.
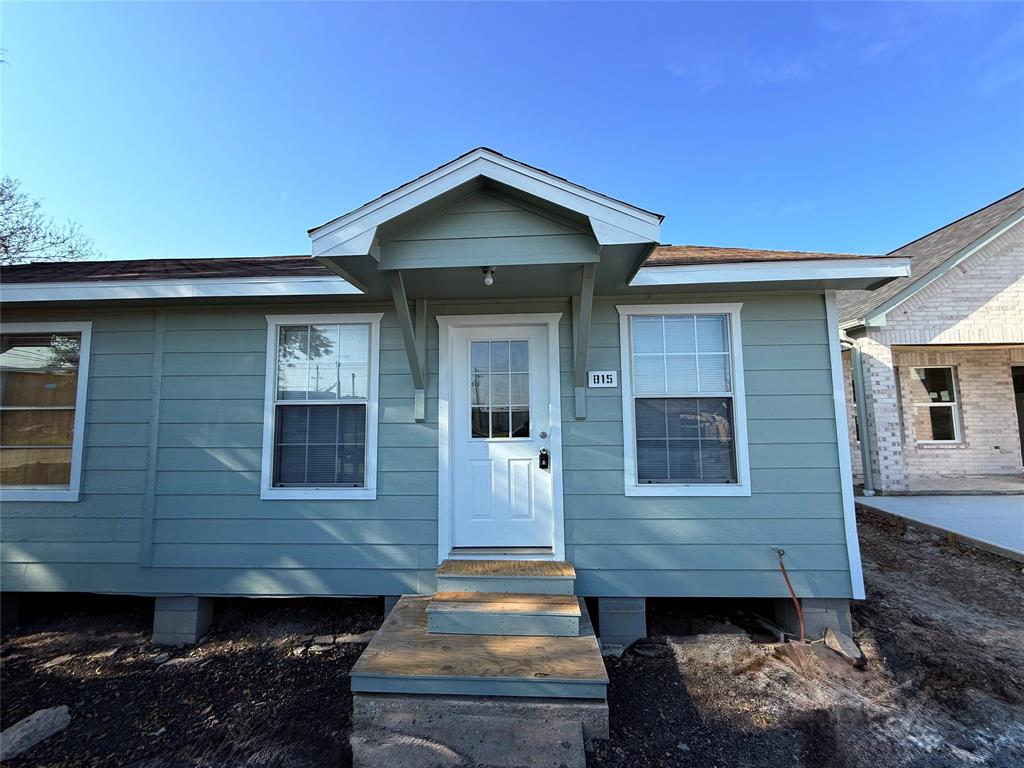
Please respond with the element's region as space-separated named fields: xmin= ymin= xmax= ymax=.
xmin=860 ymin=206 xmax=1024 ymax=326
xmin=630 ymin=257 xmax=911 ymax=289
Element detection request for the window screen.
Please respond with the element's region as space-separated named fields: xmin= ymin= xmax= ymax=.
xmin=272 ymin=323 xmax=370 ymax=487
xmin=0 ymin=333 xmax=82 ymax=487
xmin=629 ymin=314 xmax=737 ymax=484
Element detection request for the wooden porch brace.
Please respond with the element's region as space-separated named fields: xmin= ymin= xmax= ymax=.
xmin=389 ymin=270 xmax=427 ymax=422
xmin=572 ymin=263 xmax=597 ymax=420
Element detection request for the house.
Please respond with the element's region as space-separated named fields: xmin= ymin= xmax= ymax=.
xmin=838 ymin=188 xmax=1024 ymax=495
xmin=0 ymin=149 xmax=910 ymax=654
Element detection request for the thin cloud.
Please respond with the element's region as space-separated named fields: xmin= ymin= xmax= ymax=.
xmin=973 ymin=19 xmax=1024 ymax=96
xmin=666 ymin=53 xmax=817 ymax=91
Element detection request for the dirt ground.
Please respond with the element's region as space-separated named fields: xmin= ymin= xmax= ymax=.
xmin=2 ymin=509 xmax=1023 ymax=767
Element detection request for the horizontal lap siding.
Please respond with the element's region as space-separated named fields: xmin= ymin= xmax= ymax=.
xmin=1 ymin=314 xmax=154 ymax=585
xmin=1 ymin=293 xmax=852 ymax=599
xmin=569 ymin=294 xmax=852 ymax=598
xmin=148 ymin=306 xmax=437 ymax=595
xmin=2 ymin=305 xmax=437 ymax=596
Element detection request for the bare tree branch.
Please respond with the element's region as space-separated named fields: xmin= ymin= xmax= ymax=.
xmin=0 ymin=177 xmax=100 ymax=265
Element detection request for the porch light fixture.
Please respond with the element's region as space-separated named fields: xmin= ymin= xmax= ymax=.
xmin=482 ymin=267 xmax=496 ymax=287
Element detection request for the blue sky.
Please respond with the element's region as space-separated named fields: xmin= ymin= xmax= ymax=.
xmin=2 ymin=1 xmax=1023 ymax=261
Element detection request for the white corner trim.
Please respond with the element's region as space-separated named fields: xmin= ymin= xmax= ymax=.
xmin=616 ymin=303 xmax=751 ymax=498
xmin=825 ymin=292 xmax=866 ymax=600
xmin=630 ymin=257 xmax=910 ymax=287
xmin=0 ymin=321 xmax=92 ymax=502
xmin=1 ymin=275 xmax=362 ymax=303
xmin=435 ymin=313 xmax=566 ymax=563
xmin=259 ymin=312 xmax=384 ymax=501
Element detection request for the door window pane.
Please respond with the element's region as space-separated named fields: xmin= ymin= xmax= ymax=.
xmin=510 ymin=409 xmax=530 ymax=438
xmin=491 ymin=409 xmax=510 ymax=438
xmin=469 ymin=338 xmax=530 ymax=439
xmin=510 ymin=374 xmax=529 ymax=405
xmin=509 ymin=341 xmax=529 ymax=372
xmin=471 ymin=407 xmax=490 ymax=438
xmin=490 ymin=341 xmax=510 ymax=372
xmin=471 ymin=342 xmax=489 ymax=373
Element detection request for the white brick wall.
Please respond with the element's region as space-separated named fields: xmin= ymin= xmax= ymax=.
xmin=873 ymin=222 xmax=1024 ymax=347
xmin=893 ymin=348 xmax=1023 ymax=479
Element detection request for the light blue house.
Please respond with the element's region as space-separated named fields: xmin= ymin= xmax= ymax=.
xmin=0 ymin=149 xmax=909 ymax=649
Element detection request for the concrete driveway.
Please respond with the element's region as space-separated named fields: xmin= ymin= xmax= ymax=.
xmin=858 ymin=495 xmax=1024 ymax=562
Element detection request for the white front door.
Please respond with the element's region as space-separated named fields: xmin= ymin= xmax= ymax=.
xmin=448 ymin=322 xmax=558 ymax=549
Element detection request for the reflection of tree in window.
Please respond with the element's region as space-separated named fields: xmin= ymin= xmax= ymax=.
xmin=0 ymin=333 xmax=83 ymax=487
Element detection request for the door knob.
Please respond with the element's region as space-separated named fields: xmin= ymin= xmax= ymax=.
xmin=539 ymin=448 xmax=550 ymax=469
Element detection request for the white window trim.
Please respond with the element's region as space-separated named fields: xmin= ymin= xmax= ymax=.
xmin=260 ymin=313 xmax=383 ymax=500
xmin=910 ymin=366 xmax=962 ymax=444
xmin=616 ymin=303 xmax=750 ymax=497
xmin=0 ymin=321 xmax=92 ymax=502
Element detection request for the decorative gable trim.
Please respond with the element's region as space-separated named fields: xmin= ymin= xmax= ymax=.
xmin=309 ymin=148 xmax=662 ymax=258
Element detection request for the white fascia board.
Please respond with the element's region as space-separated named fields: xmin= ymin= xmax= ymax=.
xmin=1 ymin=275 xmax=362 ymax=302
xmin=310 ymin=149 xmax=662 ymax=256
xmin=630 ymin=258 xmax=910 ymax=287
xmin=588 ymin=216 xmax=653 ymax=246
xmin=316 ymin=225 xmax=380 ymax=259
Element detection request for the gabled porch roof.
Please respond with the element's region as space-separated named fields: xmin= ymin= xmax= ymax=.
xmin=307 ymin=148 xmax=663 ymax=299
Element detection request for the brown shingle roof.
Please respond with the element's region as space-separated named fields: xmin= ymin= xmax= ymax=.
xmin=0 ymin=255 xmax=332 ymax=284
xmin=1 ymin=243 xmax=890 ymax=287
xmin=836 ymin=187 xmax=1024 ymax=324
xmin=644 ymin=244 xmax=876 ymax=268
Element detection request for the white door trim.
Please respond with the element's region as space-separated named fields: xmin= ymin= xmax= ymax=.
xmin=436 ymin=313 xmax=565 ymax=563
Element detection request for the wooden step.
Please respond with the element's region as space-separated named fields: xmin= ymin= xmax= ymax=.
xmin=426 ymin=592 xmax=581 ymax=637
xmin=435 ymin=559 xmax=576 ymax=595
xmin=351 ymin=595 xmax=607 ymax=699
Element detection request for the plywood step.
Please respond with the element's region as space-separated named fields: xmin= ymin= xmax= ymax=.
xmin=427 ymin=592 xmax=581 ymax=637
xmin=351 ymin=595 xmax=607 ymax=699
xmin=435 ymin=559 xmax=576 ymax=595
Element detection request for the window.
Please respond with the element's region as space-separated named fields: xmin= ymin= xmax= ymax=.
xmin=261 ymin=314 xmax=382 ymax=499
xmin=617 ymin=304 xmax=749 ymax=497
xmin=909 ymin=367 xmax=960 ymax=443
xmin=0 ymin=323 xmax=91 ymax=501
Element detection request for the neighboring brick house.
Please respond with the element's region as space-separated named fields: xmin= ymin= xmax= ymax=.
xmin=838 ymin=188 xmax=1024 ymax=493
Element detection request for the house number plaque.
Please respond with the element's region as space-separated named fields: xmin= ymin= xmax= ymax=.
xmin=588 ymin=371 xmax=618 ymax=388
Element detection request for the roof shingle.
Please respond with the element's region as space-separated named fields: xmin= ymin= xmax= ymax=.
xmin=645 ymin=244 xmax=876 ymax=268
xmin=836 ymin=187 xmax=1024 ymax=324
xmin=0 ymin=255 xmax=332 ymax=284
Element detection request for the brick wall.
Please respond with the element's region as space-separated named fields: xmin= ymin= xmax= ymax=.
xmin=893 ymin=347 xmax=1023 ymax=479
xmin=874 ymin=222 xmax=1024 ymax=347
xmin=853 ymin=220 xmax=1024 ymax=490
